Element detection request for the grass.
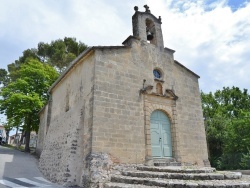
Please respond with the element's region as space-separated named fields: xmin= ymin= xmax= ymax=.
xmin=1 ymin=143 xmax=16 ymax=149
xmin=2 ymin=143 xmax=30 ymax=152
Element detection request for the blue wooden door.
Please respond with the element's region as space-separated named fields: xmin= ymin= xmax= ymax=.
xmin=150 ymin=110 xmax=172 ymax=158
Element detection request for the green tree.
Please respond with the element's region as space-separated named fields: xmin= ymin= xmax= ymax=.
xmin=37 ymin=37 xmax=87 ymax=72
xmin=7 ymin=49 xmax=40 ymax=82
xmin=0 ymin=69 xmax=8 ymax=86
xmin=7 ymin=37 xmax=87 ymax=76
xmin=0 ymin=59 xmax=58 ymax=152
xmin=1 ymin=37 xmax=86 ymax=151
xmin=201 ymin=87 xmax=250 ymax=169
xmin=225 ymin=113 xmax=250 ymax=154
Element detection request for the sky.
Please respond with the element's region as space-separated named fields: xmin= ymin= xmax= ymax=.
xmin=0 ymin=0 xmax=250 ymax=94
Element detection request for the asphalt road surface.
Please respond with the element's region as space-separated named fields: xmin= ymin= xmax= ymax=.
xmin=0 ymin=145 xmax=63 ymax=188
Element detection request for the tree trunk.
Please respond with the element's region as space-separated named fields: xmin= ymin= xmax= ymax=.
xmin=24 ymin=115 xmax=32 ymax=152
xmin=25 ymin=131 xmax=30 ymax=152
xmin=6 ymin=130 xmax=9 ymax=144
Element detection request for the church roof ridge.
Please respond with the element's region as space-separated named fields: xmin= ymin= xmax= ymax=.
xmin=48 ymin=45 xmax=130 ymax=93
xmin=48 ymin=47 xmax=93 ymax=93
xmin=174 ymin=60 xmax=200 ymax=78
xmin=122 ymin=35 xmax=140 ymax=45
xmin=93 ymin=45 xmax=129 ymax=50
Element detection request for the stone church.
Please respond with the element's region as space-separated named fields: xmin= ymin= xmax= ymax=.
xmin=37 ymin=5 xmax=209 ymax=187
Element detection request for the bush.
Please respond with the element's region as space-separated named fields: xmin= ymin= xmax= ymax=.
xmin=240 ymin=149 xmax=250 ymax=169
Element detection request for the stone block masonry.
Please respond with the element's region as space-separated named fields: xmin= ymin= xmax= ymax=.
xmin=37 ymin=5 xmax=210 ymax=187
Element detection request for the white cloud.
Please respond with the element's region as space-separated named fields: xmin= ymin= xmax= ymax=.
xmin=145 ymin=0 xmax=250 ymax=93
xmin=0 ymin=0 xmax=249 ymax=93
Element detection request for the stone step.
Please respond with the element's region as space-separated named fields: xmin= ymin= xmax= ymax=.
xmin=153 ymin=158 xmax=176 ymax=163
xmin=137 ymin=165 xmax=216 ymax=174
xmin=153 ymin=158 xmax=182 ymax=166
xmin=104 ymin=182 xmax=157 ymax=188
xmin=110 ymin=175 xmax=250 ymax=188
xmin=154 ymin=161 xmax=182 ymax=166
xmin=122 ymin=170 xmax=242 ymax=180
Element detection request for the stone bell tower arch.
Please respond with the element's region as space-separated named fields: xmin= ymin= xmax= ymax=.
xmin=132 ymin=5 xmax=164 ymax=50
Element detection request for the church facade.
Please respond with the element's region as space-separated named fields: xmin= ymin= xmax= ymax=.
xmin=37 ymin=5 xmax=209 ymax=187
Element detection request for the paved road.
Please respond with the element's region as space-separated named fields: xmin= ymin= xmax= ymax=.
xmin=0 ymin=145 xmax=63 ymax=188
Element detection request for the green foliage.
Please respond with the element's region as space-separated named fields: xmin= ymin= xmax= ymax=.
xmin=18 ymin=48 xmax=39 ymax=64
xmin=3 ymin=123 xmax=13 ymax=133
xmin=0 ymin=60 xmax=58 ymax=151
xmin=37 ymin=37 xmax=87 ymax=72
xmin=0 ymin=68 xmax=8 ymax=86
xmin=225 ymin=117 xmax=250 ymax=154
xmin=205 ymin=118 xmax=227 ymax=163
xmin=216 ymin=153 xmax=242 ymax=170
xmin=0 ymin=36 xmax=86 ymax=151
xmin=201 ymin=87 xmax=250 ymax=170
xmin=240 ymin=149 xmax=250 ymax=169
xmin=7 ymin=37 xmax=87 ymax=75
xmin=7 ymin=49 xmax=40 ymax=81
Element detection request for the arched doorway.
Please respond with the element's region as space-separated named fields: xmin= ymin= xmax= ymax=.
xmin=150 ymin=110 xmax=172 ymax=158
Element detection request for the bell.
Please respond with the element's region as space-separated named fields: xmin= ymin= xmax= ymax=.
xmin=147 ymin=31 xmax=154 ymax=40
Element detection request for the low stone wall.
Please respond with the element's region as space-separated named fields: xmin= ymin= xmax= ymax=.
xmin=81 ymin=152 xmax=140 ymax=187
xmin=81 ymin=153 xmax=112 ymax=187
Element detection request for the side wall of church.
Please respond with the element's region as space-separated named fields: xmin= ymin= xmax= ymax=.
xmin=39 ymin=53 xmax=95 ymax=187
xmin=173 ymin=63 xmax=209 ymax=166
xmin=36 ymin=104 xmax=48 ymax=156
xmin=92 ymin=46 xmax=145 ymax=164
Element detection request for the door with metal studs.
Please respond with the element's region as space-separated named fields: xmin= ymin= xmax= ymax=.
xmin=150 ymin=110 xmax=172 ymax=158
